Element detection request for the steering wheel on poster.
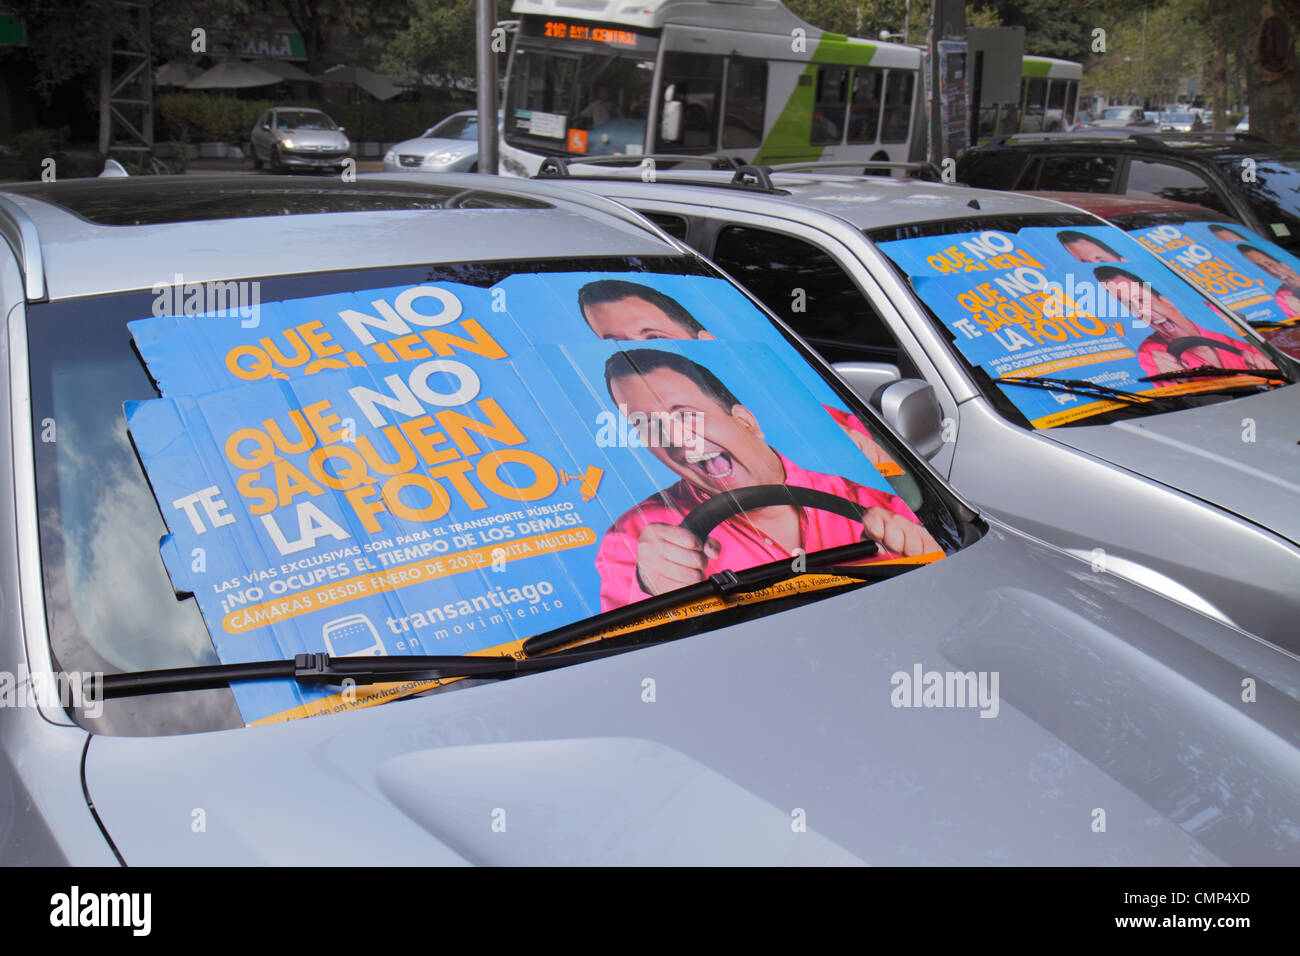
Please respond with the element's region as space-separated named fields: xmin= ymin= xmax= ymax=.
xmin=678 ymin=484 xmax=877 ymax=558
xmin=1166 ymin=335 xmax=1244 ymax=361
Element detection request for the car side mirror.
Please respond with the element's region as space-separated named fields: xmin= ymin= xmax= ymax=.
xmin=876 ymin=379 xmax=945 ymax=459
xmin=832 ymin=361 xmax=900 ymax=405
xmin=261 ymin=123 xmax=271 ymax=130
xmin=338 ymin=126 xmax=345 ymax=132
xmin=661 ymin=86 xmax=683 ymax=142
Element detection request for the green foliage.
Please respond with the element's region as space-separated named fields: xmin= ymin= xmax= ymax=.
xmin=381 ymin=0 xmax=512 ymax=86
xmin=1081 ymin=0 xmax=1205 ymax=104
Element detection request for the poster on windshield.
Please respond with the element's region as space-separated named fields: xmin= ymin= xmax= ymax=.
xmin=125 ymin=272 xmax=940 ymax=725
xmin=1124 ymin=220 xmax=1300 ymax=328
xmin=880 ymin=225 xmax=1278 ymax=427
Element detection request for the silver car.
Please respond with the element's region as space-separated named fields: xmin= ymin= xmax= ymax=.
xmin=0 ymin=173 xmax=1296 ymax=865
xmin=549 ymin=166 xmax=1300 ymax=650
xmin=250 ymin=106 xmax=351 ymax=174
xmin=382 ymin=110 xmax=500 ymax=173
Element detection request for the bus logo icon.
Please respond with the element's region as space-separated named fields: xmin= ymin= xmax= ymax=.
xmin=322 ymin=614 xmax=385 ymax=657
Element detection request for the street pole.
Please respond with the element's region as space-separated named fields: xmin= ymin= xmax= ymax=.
xmin=476 ymin=0 xmax=499 ymax=175
xmin=1139 ymin=7 xmax=1147 ymax=108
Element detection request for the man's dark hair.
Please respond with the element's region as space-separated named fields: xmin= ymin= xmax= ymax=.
xmin=1211 ymin=224 xmax=1247 ymax=240
xmin=1058 ymin=230 xmax=1124 ymax=260
xmin=578 ymin=280 xmax=707 ymax=336
xmin=604 ymin=348 xmax=741 ymax=412
xmin=1093 ymin=265 xmax=1145 ymax=285
xmin=1238 ymin=243 xmax=1280 ymax=265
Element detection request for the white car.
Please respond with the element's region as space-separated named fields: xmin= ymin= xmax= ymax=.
xmin=250 ymin=107 xmax=351 ymax=174
xmin=383 ymin=110 xmax=500 ymax=173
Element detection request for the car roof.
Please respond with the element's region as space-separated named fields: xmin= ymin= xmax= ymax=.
xmin=0 ymin=174 xmax=680 ymax=302
xmin=1025 ymin=190 xmax=1220 ymax=219
xmin=545 ymin=169 xmax=1089 ymax=232
xmin=968 ymin=130 xmax=1279 ymax=161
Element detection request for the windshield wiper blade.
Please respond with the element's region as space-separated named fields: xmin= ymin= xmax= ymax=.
xmin=523 ymin=538 xmax=925 ymax=656
xmin=98 ymin=646 xmax=630 ymax=700
xmin=1139 ymin=364 xmax=1291 ymax=383
xmin=993 ymin=375 xmax=1183 ymax=410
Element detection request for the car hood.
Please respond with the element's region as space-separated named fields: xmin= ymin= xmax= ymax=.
xmin=84 ymin=526 xmax=1300 ymax=865
xmin=391 ymin=137 xmax=475 ymax=158
xmin=278 ymin=129 xmax=346 ymax=147
xmin=1043 ymin=384 xmax=1300 ymax=546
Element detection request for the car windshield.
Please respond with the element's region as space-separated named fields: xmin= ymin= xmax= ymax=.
xmin=427 ymin=114 xmax=478 ymax=140
xmin=1213 ymin=152 xmax=1300 ymax=249
xmin=505 ymin=31 xmax=656 ymax=157
xmin=1103 ymin=108 xmax=1139 ymax=120
xmin=276 ymin=111 xmax=337 ymax=131
xmin=869 ymin=213 xmax=1290 ymax=430
xmin=28 ymin=255 xmax=963 ymax=735
xmin=1164 ymin=112 xmax=1195 ymax=123
xmin=1112 ymin=213 xmax=1300 ymax=336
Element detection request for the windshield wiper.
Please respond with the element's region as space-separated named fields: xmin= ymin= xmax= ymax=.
xmin=99 ymin=544 xmax=931 ymax=700
xmin=98 ymin=645 xmax=630 ymax=700
xmin=1139 ymin=364 xmax=1291 ymax=383
xmin=993 ymin=375 xmax=1184 ymax=411
xmin=523 ymin=539 xmax=925 ymax=656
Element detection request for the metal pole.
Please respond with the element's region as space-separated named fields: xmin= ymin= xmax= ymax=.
xmin=904 ymin=0 xmax=910 ymax=46
xmin=476 ymin=0 xmax=499 ymax=175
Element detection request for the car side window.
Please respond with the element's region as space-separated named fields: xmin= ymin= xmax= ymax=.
xmin=1124 ymin=159 xmax=1233 ymax=215
xmin=711 ymin=225 xmax=916 ymax=372
xmin=1032 ymin=154 xmax=1119 ymax=192
xmin=643 ymin=212 xmax=689 ymax=241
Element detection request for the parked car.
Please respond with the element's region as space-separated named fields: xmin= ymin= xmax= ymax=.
xmin=1236 ymin=109 xmax=1250 ymax=133
xmin=249 ymin=106 xmax=351 ymax=174
xmin=957 ymin=131 xmax=1300 ymax=256
xmin=1092 ymin=106 xmax=1151 ymax=128
xmin=1158 ymin=110 xmax=1206 ymax=132
xmin=0 ymin=173 xmax=1297 ymax=864
xmin=1028 ymin=190 xmax=1300 ymax=359
xmin=544 ymin=164 xmax=1300 ymax=648
xmin=382 ymin=110 xmax=502 ymax=173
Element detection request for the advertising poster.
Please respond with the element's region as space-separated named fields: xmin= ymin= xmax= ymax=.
xmin=1125 ymin=220 xmax=1300 ymax=330
xmin=125 ymin=270 xmax=942 ymax=725
xmin=880 ymin=225 xmax=1278 ymax=427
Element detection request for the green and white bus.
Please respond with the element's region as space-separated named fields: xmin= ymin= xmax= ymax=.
xmin=500 ymin=0 xmax=928 ymax=175
xmin=974 ymin=55 xmax=1082 ymax=141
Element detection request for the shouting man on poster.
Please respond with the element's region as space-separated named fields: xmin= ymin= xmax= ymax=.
xmin=1094 ymin=266 xmax=1275 ymax=380
xmin=594 ymin=348 xmax=939 ymax=611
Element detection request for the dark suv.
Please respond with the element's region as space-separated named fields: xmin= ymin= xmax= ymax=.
xmin=957 ymin=132 xmax=1300 ymax=255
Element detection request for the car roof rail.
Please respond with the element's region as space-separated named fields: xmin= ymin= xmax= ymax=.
xmin=0 ymin=195 xmax=46 ymax=302
xmin=535 ymin=153 xmax=741 ymax=177
xmin=730 ymin=163 xmax=774 ymax=190
xmin=766 ymin=159 xmax=943 ymax=179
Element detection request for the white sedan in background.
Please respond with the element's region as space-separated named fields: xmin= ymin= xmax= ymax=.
xmin=383 ymin=110 xmax=501 ymax=173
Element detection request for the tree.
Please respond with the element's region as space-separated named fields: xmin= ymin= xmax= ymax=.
xmin=1241 ymin=0 xmax=1300 ymax=146
xmin=381 ymin=0 xmax=511 ymax=88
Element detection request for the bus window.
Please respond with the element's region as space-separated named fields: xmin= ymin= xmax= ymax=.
xmin=1063 ymin=80 xmax=1078 ymax=126
xmin=880 ymin=70 xmax=914 ymax=143
xmin=507 ymin=46 xmax=653 ymax=156
xmin=812 ymin=65 xmax=850 ymax=145
xmin=660 ymin=52 xmax=723 ymax=151
xmin=723 ymin=58 xmax=768 ymax=148
xmin=1023 ymin=77 xmax=1046 ymax=130
xmin=847 ymin=67 xmax=883 ymax=144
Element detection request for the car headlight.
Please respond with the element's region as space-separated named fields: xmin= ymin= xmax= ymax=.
xmin=384 ymin=150 xmax=396 ymax=163
xmin=280 ymin=138 xmax=295 ymax=150
xmin=426 ymin=151 xmax=460 ymax=165
xmin=341 ymin=138 xmax=350 ymax=149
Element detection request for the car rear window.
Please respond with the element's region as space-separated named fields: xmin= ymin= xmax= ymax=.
xmin=3 ymin=178 xmax=551 ymax=226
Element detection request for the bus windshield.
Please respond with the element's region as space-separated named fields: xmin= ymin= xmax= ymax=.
xmin=507 ymin=43 xmax=656 ymax=157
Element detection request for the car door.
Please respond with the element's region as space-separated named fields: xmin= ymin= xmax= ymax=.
xmin=1019 ymin=153 xmax=1123 ymax=193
